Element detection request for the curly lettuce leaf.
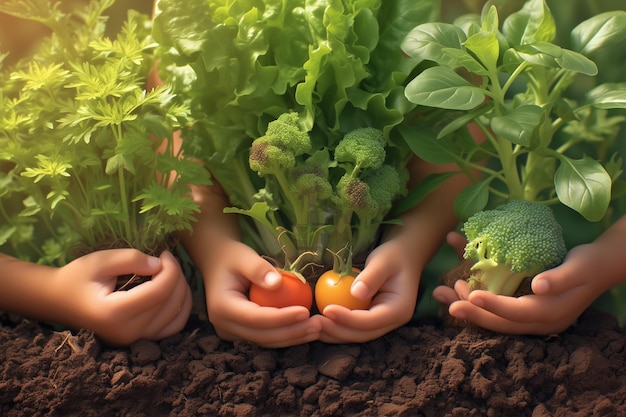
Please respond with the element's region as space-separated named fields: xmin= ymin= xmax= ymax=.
xmin=153 ymin=0 xmax=439 ymax=255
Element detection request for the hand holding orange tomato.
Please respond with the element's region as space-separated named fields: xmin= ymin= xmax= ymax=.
xmin=315 ymin=268 xmax=372 ymax=312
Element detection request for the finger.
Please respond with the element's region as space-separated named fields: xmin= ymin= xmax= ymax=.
xmin=319 ymin=293 xmax=410 ymax=340
xmin=140 ymin=256 xmax=193 ymax=337
xmin=106 ymin=250 xmax=180 ymax=316
xmin=351 ymin=256 xmax=398 ymax=300
xmin=83 ymin=249 xmax=162 ymax=280
xmin=217 ymin=316 xmax=321 ymax=348
xmin=152 ymin=281 xmax=194 ymax=340
xmin=229 ymin=247 xmax=282 ymax=289
xmin=531 ymin=260 xmax=587 ymax=296
xmin=446 ymin=231 xmax=467 ymax=258
xmin=447 ymin=300 xmax=536 ymax=334
xmin=466 ymin=287 xmax=588 ymax=324
xmin=216 ymin=292 xmax=312 ymax=330
xmin=447 ymin=300 xmax=571 ymax=335
xmin=317 ymin=312 xmax=399 ymax=344
xmin=453 ymin=279 xmax=471 ymax=300
xmin=432 ymin=285 xmax=461 ymax=305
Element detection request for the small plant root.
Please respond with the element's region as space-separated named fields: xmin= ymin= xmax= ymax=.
xmin=54 ymin=331 xmax=82 ymax=354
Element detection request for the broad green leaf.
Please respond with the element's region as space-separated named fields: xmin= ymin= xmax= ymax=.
xmin=401 ymin=22 xmax=467 ymax=67
xmin=555 ymin=49 xmax=597 ymax=76
xmin=586 ymin=83 xmax=626 ymax=109
xmin=224 ymin=202 xmax=277 ymax=237
xmin=511 ymin=42 xmax=561 ymax=69
xmin=440 ymin=48 xmax=488 ymax=75
xmin=491 ymin=105 xmax=544 ymax=146
xmin=463 ymin=31 xmax=499 ymax=72
xmin=437 ymin=104 xmax=491 ymax=139
xmin=554 ymin=156 xmax=611 ymax=222
xmin=502 ymin=0 xmax=556 ymax=46
xmin=480 ymin=5 xmax=499 ymax=33
xmin=571 ymin=11 xmax=626 ymax=56
xmin=405 ymin=67 xmax=485 ymax=110
xmin=454 ymin=180 xmax=491 ymax=220
xmin=399 ymin=126 xmax=459 ymax=164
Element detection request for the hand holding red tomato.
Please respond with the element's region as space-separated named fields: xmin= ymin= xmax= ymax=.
xmin=249 ymin=269 xmax=313 ymax=310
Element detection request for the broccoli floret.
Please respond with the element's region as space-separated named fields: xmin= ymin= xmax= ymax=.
xmin=233 ymin=113 xmax=409 ymax=268
xmin=462 ymin=200 xmax=567 ymax=296
xmin=334 ymin=127 xmax=386 ymax=173
xmin=249 ymin=112 xmax=311 ymax=174
xmin=330 ymin=129 xmax=408 ymax=256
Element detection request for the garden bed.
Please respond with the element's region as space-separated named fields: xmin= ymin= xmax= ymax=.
xmin=1 ymin=306 xmax=624 ymax=416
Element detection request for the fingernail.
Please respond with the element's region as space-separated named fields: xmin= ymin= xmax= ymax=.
xmin=450 ymin=304 xmax=466 ymax=320
xmin=351 ymin=281 xmax=369 ymax=300
xmin=147 ymin=256 xmax=161 ymax=268
xmin=454 ymin=311 xmax=466 ymax=320
xmin=264 ymin=271 xmax=282 ymax=287
xmin=471 ymin=297 xmax=485 ymax=309
xmin=295 ymin=311 xmax=310 ymax=321
xmin=533 ymin=278 xmax=549 ymax=294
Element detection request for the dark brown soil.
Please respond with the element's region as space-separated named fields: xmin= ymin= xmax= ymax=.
xmin=1 ymin=302 xmax=625 ymax=417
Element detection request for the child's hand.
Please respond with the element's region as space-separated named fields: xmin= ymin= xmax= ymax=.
xmin=433 ymin=233 xmax=610 ymax=335
xmin=317 ymin=238 xmax=419 ymax=343
xmin=202 ymin=239 xmax=321 ymax=348
xmin=56 ymin=249 xmax=192 ymax=345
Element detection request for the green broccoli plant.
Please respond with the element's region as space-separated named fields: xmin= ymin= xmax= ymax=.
xmin=0 ymin=0 xmax=209 ymax=266
xmin=153 ymin=0 xmax=439 ymax=270
xmin=225 ymin=112 xmax=408 ymax=268
xmin=400 ymin=0 xmax=626 ymax=222
xmin=399 ymin=0 xmax=626 ymax=296
xmin=461 ymin=199 xmax=567 ymax=296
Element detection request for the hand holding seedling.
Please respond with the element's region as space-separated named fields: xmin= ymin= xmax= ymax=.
xmin=0 ymin=250 xmax=192 ymax=346
xmin=434 ymin=216 xmax=626 ymax=335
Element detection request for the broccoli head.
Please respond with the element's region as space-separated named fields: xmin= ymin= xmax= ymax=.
xmin=334 ymin=127 xmax=386 ymax=172
xmin=249 ymin=112 xmax=311 ymax=174
xmin=462 ymin=200 xmax=567 ymax=296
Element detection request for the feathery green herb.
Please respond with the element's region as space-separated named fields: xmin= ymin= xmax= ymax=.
xmin=0 ymin=0 xmax=209 ymax=265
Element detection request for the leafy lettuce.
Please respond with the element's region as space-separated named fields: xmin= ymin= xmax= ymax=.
xmin=153 ymin=0 xmax=439 ymax=258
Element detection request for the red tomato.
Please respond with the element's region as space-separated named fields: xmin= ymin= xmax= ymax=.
xmin=249 ymin=269 xmax=313 ymax=310
xmin=315 ymin=268 xmax=371 ymax=312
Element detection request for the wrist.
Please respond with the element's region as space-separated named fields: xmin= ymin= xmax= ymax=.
xmin=0 ymin=256 xmax=66 ymax=322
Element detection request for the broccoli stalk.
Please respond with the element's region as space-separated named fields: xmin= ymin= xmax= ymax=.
xmin=330 ymin=128 xmax=406 ymax=257
xmin=462 ymin=200 xmax=568 ymax=296
xmin=228 ymin=112 xmax=408 ymax=269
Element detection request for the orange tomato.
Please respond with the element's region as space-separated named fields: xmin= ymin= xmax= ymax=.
xmin=315 ymin=268 xmax=371 ymax=312
xmin=249 ymin=269 xmax=313 ymax=310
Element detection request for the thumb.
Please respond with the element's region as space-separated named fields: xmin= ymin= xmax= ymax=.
xmin=84 ymin=248 xmax=162 ymax=279
xmin=531 ymin=260 xmax=583 ymax=296
xmin=231 ymin=247 xmax=282 ymax=289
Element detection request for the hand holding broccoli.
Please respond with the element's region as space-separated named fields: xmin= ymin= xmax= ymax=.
xmin=462 ymin=200 xmax=567 ymax=296
xmin=434 ymin=216 xmax=626 ymax=335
